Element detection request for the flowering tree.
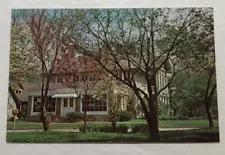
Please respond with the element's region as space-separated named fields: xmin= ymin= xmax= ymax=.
xmin=94 ymin=73 xmax=130 ymax=132
xmin=21 ymin=9 xmax=72 ymax=131
xmin=9 ymin=11 xmax=38 ymax=110
xmin=55 ymin=50 xmax=103 ymax=133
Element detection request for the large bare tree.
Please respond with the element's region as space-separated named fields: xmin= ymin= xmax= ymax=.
xmin=64 ymin=8 xmax=211 ymax=142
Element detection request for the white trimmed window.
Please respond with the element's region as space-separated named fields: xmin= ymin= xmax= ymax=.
xmin=69 ymin=98 xmax=73 ymax=107
xmin=64 ymin=98 xmax=68 ymax=107
xmin=33 ymin=97 xmax=56 ymax=113
xmin=82 ymin=95 xmax=107 ymax=112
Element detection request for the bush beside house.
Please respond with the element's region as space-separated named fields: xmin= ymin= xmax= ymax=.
xmin=66 ymin=112 xmax=83 ymax=123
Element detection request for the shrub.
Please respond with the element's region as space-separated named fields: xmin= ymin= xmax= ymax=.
xmin=18 ymin=105 xmax=27 ymax=120
xmin=177 ymin=116 xmax=189 ymax=120
xmin=118 ymin=111 xmax=133 ymax=122
xmin=79 ymin=124 xmax=130 ymax=133
xmin=116 ymin=125 xmax=129 ymax=133
xmin=66 ymin=112 xmax=83 ymax=119
xmin=131 ymin=124 xmax=148 ymax=133
xmin=79 ymin=125 xmax=112 ymax=132
xmin=66 ymin=112 xmax=83 ymax=123
xmin=9 ymin=117 xmax=15 ymax=121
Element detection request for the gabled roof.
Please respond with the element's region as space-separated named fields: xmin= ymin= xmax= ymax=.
xmin=17 ymin=82 xmax=39 ymax=101
xmin=9 ymin=81 xmax=39 ymax=102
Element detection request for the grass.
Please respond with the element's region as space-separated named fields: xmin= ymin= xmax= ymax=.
xmin=6 ymin=132 xmax=147 ymax=143
xmin=7 ymin=119 xmax=219 ymax=130
xmin=6 ymin=129 xmax=219 ymax=143
xmin=159 ymin=120 xmax=219 ymax=128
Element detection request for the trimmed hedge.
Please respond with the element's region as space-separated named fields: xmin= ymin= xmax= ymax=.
xmin=66 ymin=112 xmax=83 ymax=123
xmin=79 ymin=124 xmax=130 ymax=133
xmin=66 ymin=112 xmax=83 ymax=119
xmin=131 ymin=124 xmax=148 ymax=133
xmin=79 ymin=124 xmax=147 ymax=133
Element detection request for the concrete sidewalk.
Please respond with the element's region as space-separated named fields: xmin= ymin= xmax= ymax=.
xmin=7 ymin=128 xmax=198 ymax=133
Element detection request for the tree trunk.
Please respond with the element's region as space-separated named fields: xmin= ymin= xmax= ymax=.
xmin=83 ymin=101 xmax=87 ymax=133
xmin=205 ymin=104 xmax=214 ymax=128
xmin=146 ymin=110 xmax=160 ymax=142
xmin=112 ymin=118 xmax=116 ymax=133
xmin=145 ymin=98 xmax=160 ymax=142
xmin=204 ymin=67 xmax=216 ymax=128
xmin=41 ymin=107 xmax=51 ymax=131
xmin=8 ymin=85 xmax=21 ymax=110
xmin=173 ymin=110 xmax=176 ymax=116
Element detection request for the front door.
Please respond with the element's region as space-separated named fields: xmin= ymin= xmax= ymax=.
xmin=61 ymin=98 xmax=75 ymax=116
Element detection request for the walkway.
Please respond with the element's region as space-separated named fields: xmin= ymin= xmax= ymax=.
xmin=7 ymin=128 xmax=198 ymax=133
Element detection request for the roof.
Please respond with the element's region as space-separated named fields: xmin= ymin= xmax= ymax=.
xmin=106 ymin=56 xmax=172 ymax=73
xmin=28 ymin=83 xmax=73 ymax=96
xmin=18 ymin=82 xmax=39 ymax=101
xmin=9 ymin=81 xmax=39 ymax=102
xmin=53 ymin=53 xmax=172 ymax=76
xmin=28 ymin=80 xmax=127 ymax=96
xmin=28 ymin=83 xmax=67 ymax=91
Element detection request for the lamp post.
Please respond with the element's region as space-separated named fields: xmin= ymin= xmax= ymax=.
xmin=12 ymin=108 xmax=19 ymax=132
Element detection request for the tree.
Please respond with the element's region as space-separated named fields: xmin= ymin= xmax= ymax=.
xmin=94 ymin=73 xmax=130 ymax=132
xmin=169 ymin=8 xmax=216 ymax=127
xmin=172 ymin=72 xmax=206 ymax=116
xmin=21 ymin=9 xmax=70 ymax=131
xmin=55 ymin=52 xmax=103 ymax=133
xmin=9 ymin=25 xmax=36 ymax=82
xmin=64 ymin=8 xmax=207 ymax=142
xmin=9 ymin=11 xmax=38 ymax=111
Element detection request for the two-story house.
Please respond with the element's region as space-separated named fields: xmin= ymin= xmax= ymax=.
xmin=26 ymin=54 xmax=171 ymax=121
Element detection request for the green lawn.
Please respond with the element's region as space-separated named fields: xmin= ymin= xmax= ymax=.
xmin=6 ymin=129 xmax=219 ymax=143
xmin=7 ymin=119 xmax=219 ymax=130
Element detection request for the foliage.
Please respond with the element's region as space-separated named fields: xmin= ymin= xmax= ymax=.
xmin=93 ymin=73 xmax=131 ymax=132
xmin=172 ymin=72 xmax=217 ymax=117
xmin=79 ymin=125 xmax=112 ymax=133
xmin=131 ymin=124 xmax=149 ymax=133
xmin=66 ymin=112 xmax=83 ymax=119
xmin=12 ymin=9 xmax=74 ymax=131
xmin=55 ymin=53 xmax=103 ymax=133
xmin=126 ymin=95 xmax=138 ymax=118
xmin=79 ymin=124 xmax=129 ymax=133
xmin=9 ymin=24 xmax=38 ymax=82
xmin=118 ymin=111 xmax=133 ymax=122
